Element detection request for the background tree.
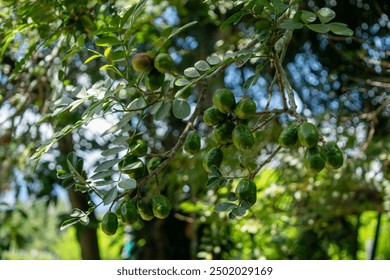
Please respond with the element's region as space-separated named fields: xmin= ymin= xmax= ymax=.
xmin=0 ymin=0 xmax=389 ymax=260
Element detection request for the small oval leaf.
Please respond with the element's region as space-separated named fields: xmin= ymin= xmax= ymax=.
xmin=194 ymin=60 xmax=211 ymax=71
xmin=184 ymin=67 xmax=200 ymax=78
xmin=118 ymin=178 xmax=137 ymax=190
xmin=207 ymin=56 xmax=222 ymax=65
xmin=172 ymin=99 xmax=191 ymax=119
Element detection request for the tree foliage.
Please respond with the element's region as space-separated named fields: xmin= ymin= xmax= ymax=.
xmin=1 ymin=0 xmax=389 ymax=260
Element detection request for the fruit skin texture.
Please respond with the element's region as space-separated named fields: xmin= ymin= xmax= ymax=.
xmin=152 ymin=194 xmax=171 ymax=219
xmin=132 ymin=53 xmax=153 ymax=73
xmin=278 ymin=124 xmax=298 ymax=148
xmin=119 ymin=155 xmax=146 ymax=179
xmin=213 ymin=121 xmax=234 ymax=145
xmin=213 ymin=89 xmax=236 ymax=114
xmin=203 ymin=107 xmax=227 ymax=126
xmin=235 ymin=178 xmax=257 ymax=205
xmin=145 ymin=69 xmax=165 ymax=91
xmin=121 ymin=200 xmax=138 ymax=224
xmin=154 ymin=53 xmax=174 ymax=73
xmin=298 ymin=122 xmax=319 ymax=148
xmin=131 ymin=139 xmax=148 ymax=157
xmin=234 ymin=97 xmax=256 ymax=119
xmin=323 ymin=142 xmax=344 ymax=170
xmin=304 ymin=145 xmax=325 ymax=173
xmin=101 ymin=212 xmax=118 ymax=235
xmin=184 ymin=132 xmax=201 ymax=155
xmin=203 ymin=147 xmax=223 ymax=172
xmin=232 ymin=124 xmax=255 ymax=151
xmin=137 ymin=198 xmax=154 ymax=221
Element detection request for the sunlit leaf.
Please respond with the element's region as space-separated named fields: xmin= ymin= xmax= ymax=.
xmin=317 ymin=7 xmax=336 ymax=24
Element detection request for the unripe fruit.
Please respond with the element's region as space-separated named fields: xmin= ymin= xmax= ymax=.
xmin=213 ymin=89 xmax=236 ymax=114
xmin=232 ymin=124 xmax=255 ymax=150
xmin=203 ymin=107 xmax=227 ymax=127
xmin=154 ymin=53 xmax=174 ymax=73
xmin=131 ymin=139 xmax=148 ymax=157
xmin=234 ymin=97 xmax=256 ymax=119
xmin=298 ymin=122 xmax=319 ymax=148
xmin=278 ymin=124 xmax=298 ymax=148
xmin=151 ymin=194 xmax=171 ymax=219
xmin=121 ymin=200 xmax=138 ymax=224
xmin=323 ymin=142 xmax=344 ymax=170
xmin=203 ymin=147 xmax=223 ymax=172
xmin=213 ymin=121 xmax=234 ymax=145
xmin=235 ymin=178 xmax=257 ymax=205
xmin=132 ymin=53 xmax=153 ymax=73
xmin=137 ymin=198 xmax=154 ymax=221
xmin=101 ymin=212 xmax=118 ymax=235
xmin=183 ymin=132 xmax=201 ymax=155
xmin=304 ymin=145 xmax=325 ymax=173
xmin=147 ymin=157 xmax=162 ymax=172
xmin=145 ymin=69 xmax=165 ymax=91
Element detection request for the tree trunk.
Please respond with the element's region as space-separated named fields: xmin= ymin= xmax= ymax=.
xmin=58 ymin=133 xmax=101 ymax=260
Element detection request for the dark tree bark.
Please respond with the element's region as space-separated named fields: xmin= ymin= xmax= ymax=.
xmin=58 ymin=133 xmax=101 ymax=260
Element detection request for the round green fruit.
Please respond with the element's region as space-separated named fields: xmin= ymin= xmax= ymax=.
xmin=278 ymin=124 xmax=298 ymax=148
xmin=184 ymin=132 xmax=201 ymax=155
xmin=232 ymin=124 xmax=255 ymax=151
xmin=235 ymin=178 xmax=257 ymax=205
xmin=137 ymin=198 xmax=154 ymax=221
xmin=304 ymin=145 xmax=325 ymax=173
xmin=131 ymin=139 xmax=148 ymax=157
xmin=119 ymin=155 xmax=146 ymax=179
xmin=132 ymin=53 xmax=153 ymax=73
xmin=234 ymin=97 xmax=256 ymax=119
xmin=145 ymin=69 xmax=165 ymax=91
xmin=121 ymin=200 xmax=138 ymax=225
xmin=147 ymin=157 xmax=162 ymax=172
xmin=298 ymin=122 xmax=319 ymax=148
xmin=154 ymin=53 xmax=174 ymax=73
xmin=152 ymin=194 xmax=171 ymax=219
xmin=323 ymin=142 xmax=344 ymax=170
xmin=213 ymin=121 xmax=234 ymax=145
xmin=101 ymin=212 xmax=118 ymax=236
xmin=213 ymin=89 xmax=236 ymax=114
xmin=203 ymin=107 xmax=227 ymax=126
xmin=203 ymin=147 xmax=223 ymax=172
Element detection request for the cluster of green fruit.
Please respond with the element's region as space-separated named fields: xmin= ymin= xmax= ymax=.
xmin=131 ymin=52 xmax=174 ymax=91
xmin=101 ymin=194 xmax=171 ymax=236
xmin=278 ymin=122 xmax=344 ymax=173
xmin=202 ymin=88 xmax=257 ymax=172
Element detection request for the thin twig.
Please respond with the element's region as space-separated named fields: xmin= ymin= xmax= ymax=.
xmin=249 ymin=146 xmax=282 ymax=180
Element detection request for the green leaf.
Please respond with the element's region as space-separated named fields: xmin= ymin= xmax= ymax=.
xmin=84 ymin=54 xmax=102 ymax=64
xmin=206 ymin=177 xmax=220 ymax=188
xmin=79 ymin=216 xmax=90 ymax=226
xmin=215 ymin=202 xmax=236 ymax=212
xmin=90 ymin=170 xmax=116 ymax=180
xmin=118 ymin=178 xmax=137 ymax=190
xmin=70 ymin=208 xmax=85 ymax=218
xmin=271 ymin=0 xmax=285 ymax=15
xmin=184 ymin=67 xmax=200 ymax=78
xmin=172 ymin=99 xmax=191 ymax=119
xmin=95 ymin=37 xmax=121 ymax=46
xmin=209 ymin=165 xmax=222 ymax=178
xmin=94 ymin=159 xmax=121 ymax=173
xmin=227 ymin=192 xmax=238 ymax=202
xmin=327 ymin=22 xmax=354 ymax=36
xmin=220 ymin=11 xmax=245 ymax=29
xmin=103 ymin=187 xmax=118 ymax=205
xmin=111 ymin=50 xmax=126 ymax=61
xmin=317 ymin=7 xmax=336 ymax=24
xmin=301 ymin=10 xmax=316 ymax=23
xmin=306 ymin=23 xmax=329 ymax=33
xmin=60 ymin=218 xmax=80 ymax=230
xmin=175 ymin=78 xmax=190 ymax=87
xmin=280 ymin=19 xmax=304 ymax=29
xmin=194 ymin=60 xmax=211 ymax=71
xmin=206 ymin=56 xmax=222 ymax=65
xmin=121 ymin=161 xmax=143 ymax=171
xmin=258 ymin=0 xmax=273 ymax=10
xmin=154 ymin=101 xmax=172 ymax=121
xmin=101 ymin=147 xmax=127 ymax=157
xmin=169 ymin=21 xmax=198 ymax=39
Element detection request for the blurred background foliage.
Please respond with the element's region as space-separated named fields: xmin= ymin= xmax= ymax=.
xmin=0 ymin=0 xmax=389 ymax=259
